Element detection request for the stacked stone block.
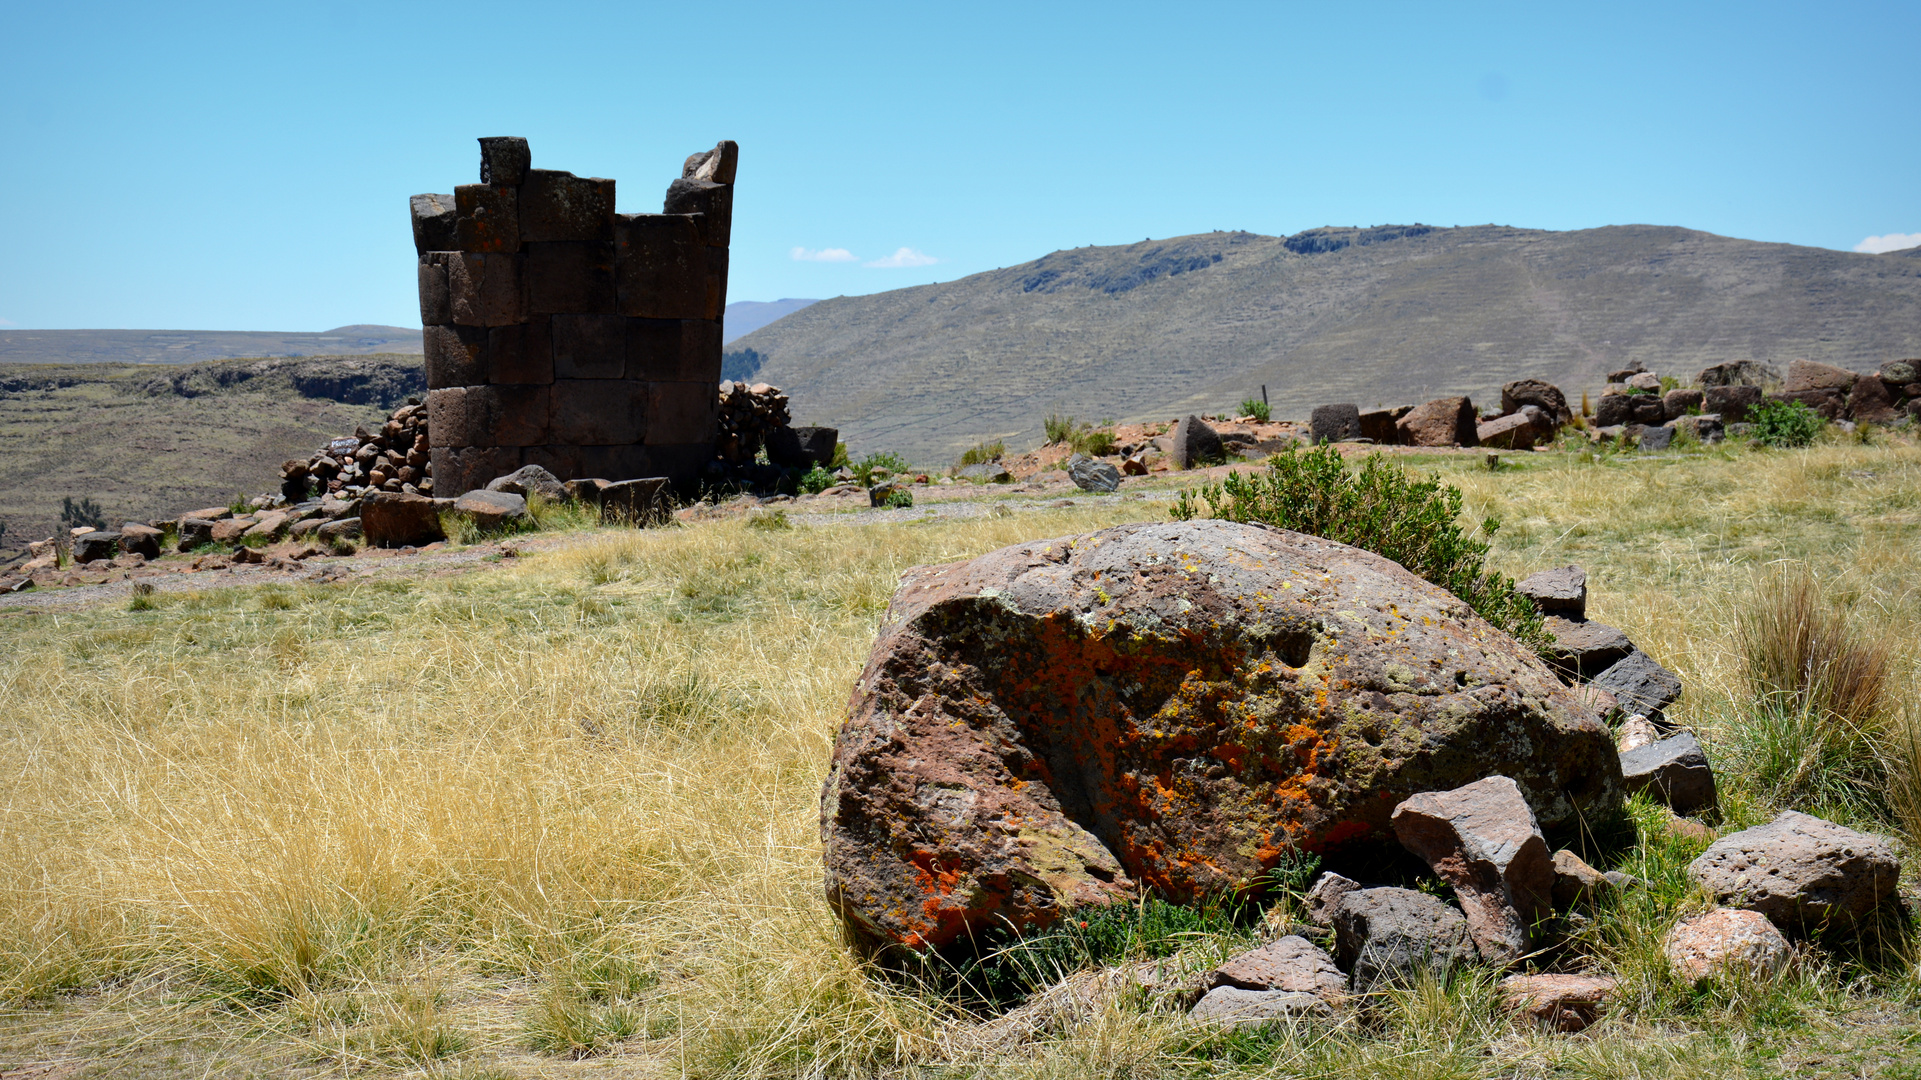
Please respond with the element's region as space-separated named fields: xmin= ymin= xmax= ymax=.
xmin=412 ymin=136 xmax=737 ymax=495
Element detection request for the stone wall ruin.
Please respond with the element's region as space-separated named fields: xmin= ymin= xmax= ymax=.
xmin=411 ymin=136 xmax=737 ymax=495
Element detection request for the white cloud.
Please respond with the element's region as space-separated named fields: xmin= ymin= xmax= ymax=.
xmin=1855 ymin=232 xmax=1921 ymax=254
xmin=865 ymin=247 xmax=939 ymax=268
xmin=0 ymin=317 xmax=14 ymax=327
xmin=790 ymin=246 xmax=858 ymax=263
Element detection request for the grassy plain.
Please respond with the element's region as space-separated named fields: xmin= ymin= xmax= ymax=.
xmin=2 ymin=431 xmax=1920 ymax=1078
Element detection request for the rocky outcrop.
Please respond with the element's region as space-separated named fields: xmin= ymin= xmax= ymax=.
xmin=819 ymin=520 xmax=1622 ymax=948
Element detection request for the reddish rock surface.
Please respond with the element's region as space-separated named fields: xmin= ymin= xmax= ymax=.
xmin=1664 ymin=908 xmax=1789 ymax=981
xmin=1500 ymin=973 xmax=1615 ymax=1031
xmin=819 ymin=520 xmax=1622 ymax=948
xmin=1392 ymin=775 xmax=1554 ymax=962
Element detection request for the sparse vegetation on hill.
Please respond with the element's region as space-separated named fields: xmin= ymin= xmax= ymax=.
xmin=2 ymin=431 xmax=1919 ymax=1075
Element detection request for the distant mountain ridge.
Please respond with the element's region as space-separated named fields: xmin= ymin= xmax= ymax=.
xmin=723 ymin=299 xmax=819 ymax=343
xmin=0 ymin=325 xmax=423 ymax=365
xmin=734 ymin=224 xmax=1921 ymax=463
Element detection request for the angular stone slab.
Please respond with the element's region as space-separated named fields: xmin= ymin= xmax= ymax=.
xmin=1303 ymin=871 xmax=1362 ymax=927
xmin=1397 ymin=396 xmax=1477 ymax=447
xmin=1166 ymin=414 xmax=1224 ymax=468
xmin=452 ymin=489 xmax=528 ymax=530
xmin=1620 ymin=732 xmax=1717 ymax=816
xmin=1391 ymin=775 xmax=1554 ymax=962
xmin=518 ymin=169 xmax=615 ymax=243
xmin=1499 ymin=973 xmax=1614 ymax=1032
xmin=361 ymin=492 xmax=445 ymax=548
xmin=1188 ymin=987 xmax=1329 ymax=1025
xmin=454 ymin=184 xmax=519 ymax=253
xmin=410 ymin=193 xmax=458 ymax=253
xmin=1588 ymin=648 xmax=1682 ymax=718
xmin=1687 ymin=811 xmax=1899 ymax=930
xmin=1310 ymin=403 xmax=1362 ymax=443
xmin=1517 ymin=565 xmax=1586 ymax=617
xmin=1203 ymin=935 xmax=1345 ymax=1007
xmin=1543 ymin=616 xmax=1632 ymax=680
xmin=477 ymin=136 xmax=530 ymax=186
xmin=1066 ymin=453 xmax=1121 ymax=493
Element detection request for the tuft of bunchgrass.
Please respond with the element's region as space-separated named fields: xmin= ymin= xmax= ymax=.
xmin=1043 ymin=412 xmax=1077 ymax=445
xmin=957 ymin=440 xmax=1006 ymax=468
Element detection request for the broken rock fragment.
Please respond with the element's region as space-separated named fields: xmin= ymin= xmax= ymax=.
xmin=1391 ymin=775 xmax=1554 ymax=962
xmin=1687 ymin=811 xmax=1899 ymax=930
xmin=1332 ymin=887 xmax=1474 ymax=993
xmin=1619 ymin=732 xmax=1717 ymax=816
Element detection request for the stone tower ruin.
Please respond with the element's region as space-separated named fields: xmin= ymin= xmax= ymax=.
xmin=411 ymin=136 xmax=737 ymax=495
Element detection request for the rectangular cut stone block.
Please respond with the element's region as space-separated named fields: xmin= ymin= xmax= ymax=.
xmin=576 ymin=444 xmax=659 ymax=483
xmin=431 ymin=445 xmax=522 ymax=497
xmin=550 ymin=378 xmax=648 ymax=445
xmin=520 ymin=444 xmax=582 ymax=481
xmin=527 ymin=241 xmax=616 ymax=314
xmin=626 ymin=318 xmax=722 ymax=382
xmin=449 ymin=252 xmax=525 ymax=327
xmin=663 ymin=178 xmax=731 ymax=248
xmin=487 ymin=321 xmax=553 ymax=385
xmin=454 ymin=184 xmax=520 ymax=253
xmin=423 ymin=324 xmax=488 ymax=389
xmin=614 ymin=214 xmax=711 ymax=318
xmin=464 ymin=384 xmax=552 ymax=447
xmin=418 ymin=253 xmax=452 ymax=325
xmin=477 ymin=136 xmax=530 ymax=186
xmin=552 ymin=314 xmax=626 ymax=379
xmin=426 ymin=387 xmax=472 ymax=447
xmin=410 ymin=193 xmax=458 ymax=253
xmin=519 ymin=169 xmax=616 ymax=242
xmin=647 ymin=382 xmax=719 ymax=445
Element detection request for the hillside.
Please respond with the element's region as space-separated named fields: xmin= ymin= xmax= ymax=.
xmin=0 ymin=355 xmax=420 ymax=559
xmin=723 ymin=298 xmax=819 ymax=343
xmin=734 ymin=224 xmax=1921 ymax=462
xmin=0 ymin=324 xmax=424 ymax=365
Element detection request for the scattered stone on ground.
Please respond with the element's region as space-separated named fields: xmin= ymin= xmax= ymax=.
xmin=1187 ymin=987 xmax=1330 ymax=1025
xmin=1688 ymin=811 xmax=1900 ymax=931
xmin=1065 ymin=453 xmax=1122 ymax=493
xmin=453 ymin=489 xmax=530 ymax=530
xmin=1203 ymin=936 xmax=1346 ymax=1008
xmin=1664 ymin=908 xmax=1790 ymax=981
xmin=1304 ymin=872 xmax=1363 ymax=927
xmin=957 ymin=462 xmax=1013 ymax=484
xmin=1392 ymin=776 xmax=1554 ymax=962
xmin=1550 ymin=849 xmax=1610 ymax=907
xmin=361 ymin=491 xmax=446 ymax=548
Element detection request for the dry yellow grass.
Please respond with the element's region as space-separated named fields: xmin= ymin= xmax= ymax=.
xmin=2 ymin=431 xmax=1919 ymax=1077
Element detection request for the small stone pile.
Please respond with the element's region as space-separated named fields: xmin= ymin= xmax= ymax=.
xmin=714 ymin=380 xmax=791 ymax=466
xmin=1306 ymin=378 xmax=1573 ymax=450
xmin=280 ymin=399 xmax=433 ymax=501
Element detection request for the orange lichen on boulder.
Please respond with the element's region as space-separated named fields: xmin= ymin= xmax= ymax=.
xmin=819 ymin=521 xmax=1622 ymax=949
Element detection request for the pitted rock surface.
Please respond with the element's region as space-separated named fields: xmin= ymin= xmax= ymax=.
xmin=1687 ymin=811 xmax=1899 ymax=930
xmin=819 ymin=520 xmax=1622 ymax=948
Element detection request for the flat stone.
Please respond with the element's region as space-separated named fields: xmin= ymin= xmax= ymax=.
xmin=1664 ymin=908 xmax=1788 ymax=981
xmin=1543 ymin=616 xmax=1632 ymax=679
xmin=1499 ymin=973 xmax=1615 ymax=1032
xmin=1588 ymin=649 xmax=1682 ymax=719
xmin=957 ymin=462 xmax=1013 ymax=484
xmin=1620 ymin=733 xmax=1717 ymax=816
xmin=1518 ymin=565 xmax=1587 ymax=617
xmin=316 ymin=517 xmax=361 ymax=543
xmin=1204 ymin=935 xmax=1345 ymax=1007
xmin=1392 ymin=776 xmax=1554 ymax=962
xmin=452 ymin=489 xmax=529 ymax=530
xmin=1332 ymin=887 xmax=1474 ymax=993
xmin=1188 ymin=987 xmax=1330 ymax=1025
xmin=1687 ymin=810 xmax=1899 ymax=930
xmin=1477 ymin=410 xmax=1549 ymax=450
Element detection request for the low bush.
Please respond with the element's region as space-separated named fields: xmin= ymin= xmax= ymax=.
xmin=1750 ymin=399 xmax=1823 ymax=448
xmin=956 ymin=440 xmax=1005 ymax=468
xmin=882 ymin=487 xmax=915 ymax=509
xmin=1043 ymin=412 xmax=1077 ymax=445
xmin=1240 ymin=398 xmax=1272 ymax=422
xmin=851 ymin=451 xmax=912 ymax=488
xmin=798 ymin=465 xmax=836 ymax=494
xmin=1069 ymin=425 xmax=1117 ymax=457
xmin=1170 ymin=444 xmax=1550 ymax=651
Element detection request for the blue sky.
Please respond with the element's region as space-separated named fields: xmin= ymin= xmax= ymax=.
xmin=1 ymin=1 xmax=1916 ymax=331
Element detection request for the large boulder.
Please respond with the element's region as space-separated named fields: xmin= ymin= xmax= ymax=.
xmin=1687 ymin=811 xmax=1899 ymax=930
xmin=1310 ymin=404 xmax=1363 ymax=443
xmin=819 ymin=520 xmax=1623 ymax=948
xmin=1396 ymin=397 xmax=1478 ymax=447
xmin=1391 ymin=776 xmax=1554 ymax=962
xmin=1784 ymin=359 xmax=1857 ymax=394
xmin=1166 ymin=415 xmax=1225 ymax=469
xmin=1501 ymin=379 xmax=1571 ymax=426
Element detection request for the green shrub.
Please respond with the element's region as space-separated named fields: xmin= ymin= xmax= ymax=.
xmin=956 ymin=440 xmax=1005 ymax=468
xmin=829 ymin=442 xmax=850 ymax=469
xmin=882 ymin=487 xmax=915 ymax=509
xmin=1043 ymin=412 xmax=1076 ymax=445
xmin=1750 ymin=399 xmax=1824 ymax=448
xmin=1240 ymin=398 xmax=1272 ymax=423
xmin=1170 ymin=444 xmax=1550 ymax=652
xmin=851 ymin=451 xmax=911 ymax=487
xmin=1068 ymin=425 xmax=1117 ymax=457
xmin=798 ymin=465 xmax=835 ymax=494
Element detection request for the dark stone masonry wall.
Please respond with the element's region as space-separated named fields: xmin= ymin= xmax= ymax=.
xmin=411 ymin=136 xmax=737 ymax=495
